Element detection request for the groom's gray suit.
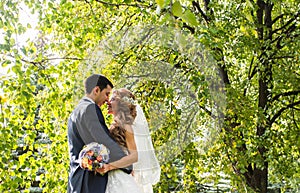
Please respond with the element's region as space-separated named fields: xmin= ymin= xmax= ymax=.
xmin=67 ymin=97 xmax=131 ymax=193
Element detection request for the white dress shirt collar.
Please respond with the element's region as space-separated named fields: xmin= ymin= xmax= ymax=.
xmin=83 ymin=96 xmax=95 ymax=104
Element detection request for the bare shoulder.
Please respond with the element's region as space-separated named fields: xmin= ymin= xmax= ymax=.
xmin=124 ymin=124 xmax=134 ymax=133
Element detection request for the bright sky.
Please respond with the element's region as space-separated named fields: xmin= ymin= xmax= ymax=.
xmin=0 ymin=2 xmax=38 ymax=77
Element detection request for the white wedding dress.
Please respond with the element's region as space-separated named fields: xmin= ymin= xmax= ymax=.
xmin=106 ymin=105 xmax=161 ymax=193
xmin=106 ymin=169 xmax=143 ymax=193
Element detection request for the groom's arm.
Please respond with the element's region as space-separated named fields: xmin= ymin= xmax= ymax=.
xmin=79 ymin=103 xmax=126 ymax=162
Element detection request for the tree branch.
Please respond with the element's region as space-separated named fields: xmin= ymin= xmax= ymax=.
xmin=20 ymin=57 xmax=85 ymax=67
xmin=110 ymin=27 xmax=156 ymax=57
xmin=273 ymin=23 xmax=298 ymax=49
xmin=272 ymin=13 xmax=285 ymax=25
xmin=192 ymin=1 xmax=210 ymax=25
xmin=188 ymin=93 xmax=213 ymax=117
xmin=93 ymin=0 xmax=151 ymax=8
xmin=119 ymin=11 xmax=138 ymax=32
xmin=244 ymin=58 xmax=257 ymax=96
xmin=272 ymin=11 xmax=300 ymax=34
xmin=182 ymin=22 xmax=195 ymax=34
xmin=213 ymin=47 xmax=230 ymax=85
xmin=84 ymin=0 xmax=94 ymax=12
xmin=270 ymin=100 xmax=300 ymax=125
xmin=272 ymin=90 xmax=300 ymax=101
xmin=271 ymin=55 xmax=295 ymax=60
xmin=292 ymin=106 xmax=300 ymax=131
xmin=183 ymin=109 xmax=197 ymax=142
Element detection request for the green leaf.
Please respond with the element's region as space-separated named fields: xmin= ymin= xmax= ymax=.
xmin=21 ymin=46 xmax=27 ymax=55
xmin=11 ymin=65 xmax=22 ymax=75
xmin=1 ymin=60 xmax=11 ymax=67
xmin=182 ymin=10 xmax=199 ymax=27
xmin=245 ymin=12 xmax=254 ymax=23
xmin=156 ymin=0 xmax=165 ymax=8
xmin=172 ymin=1 xmax=183 ymax=17
xmin=1 ymin=0 xmax=299 ymax=192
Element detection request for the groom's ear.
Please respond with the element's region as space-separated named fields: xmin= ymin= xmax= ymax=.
xmin=94 ymin=86 xmax=100 ymax=94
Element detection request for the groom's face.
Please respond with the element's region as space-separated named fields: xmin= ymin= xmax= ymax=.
xmin=97 ymin=85 xmax=112 ymax=106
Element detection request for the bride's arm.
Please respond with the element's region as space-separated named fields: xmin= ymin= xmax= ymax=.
xmin=106 ymin=124 xmax=138 ymax=170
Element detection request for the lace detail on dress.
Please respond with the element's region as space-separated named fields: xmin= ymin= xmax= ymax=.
xmin=106 ymin=170 xmax=144 ymax=193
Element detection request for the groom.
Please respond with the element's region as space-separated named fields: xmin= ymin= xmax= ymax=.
xmin=67 ymin=74 xmax=131 ymax=193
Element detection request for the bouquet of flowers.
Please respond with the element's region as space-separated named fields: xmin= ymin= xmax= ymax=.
xmin=79 ymin=142 xmax=110 ymax=171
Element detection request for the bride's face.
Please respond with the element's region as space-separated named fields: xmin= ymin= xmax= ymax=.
xmin=108 ymin=94 xmax=118 ymax=115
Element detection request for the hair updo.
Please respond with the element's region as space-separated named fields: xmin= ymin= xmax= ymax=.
xmin=110 ymin=88 xmax=137 ymax=148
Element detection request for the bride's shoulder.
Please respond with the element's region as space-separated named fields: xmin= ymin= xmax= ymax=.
xmin=123 ymin=124 xmax=134 ymax=133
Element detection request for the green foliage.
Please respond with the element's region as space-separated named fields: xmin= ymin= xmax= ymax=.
xmin=1 ymin=0 xmax=299 ymax=192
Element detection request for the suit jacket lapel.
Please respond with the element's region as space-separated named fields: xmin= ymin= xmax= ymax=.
xmin=81 ymin=98 xmax=111 ymax=136
xmin=95 ymin=104 xmax=105 ymax=124
xmin=94 ymin=103 xmax=111 ymax=136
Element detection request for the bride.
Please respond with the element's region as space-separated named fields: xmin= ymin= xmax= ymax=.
xmin=100 ymin=88 xmax=160 ymax=193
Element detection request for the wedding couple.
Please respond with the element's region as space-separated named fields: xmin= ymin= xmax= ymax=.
xmin=67 ymin=74 xmax=160 ymax=193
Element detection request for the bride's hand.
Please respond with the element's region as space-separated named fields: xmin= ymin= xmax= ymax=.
xmin=97 ymin=164 xmax=113 ymax=174
xmin=96 ymin=167 xmax=105 ymax=175
xmin=96 ymin=164 xmax=108 ymax=174
xmin=102 ymin=164 xmax=110 ymax=173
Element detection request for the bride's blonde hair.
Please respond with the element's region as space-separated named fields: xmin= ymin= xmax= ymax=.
xmin=110 ymin=88 xmax=137 ymax=148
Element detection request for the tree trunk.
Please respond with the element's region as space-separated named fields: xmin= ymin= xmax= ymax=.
xmin=243 ymin=1 xmax=274 ymax=192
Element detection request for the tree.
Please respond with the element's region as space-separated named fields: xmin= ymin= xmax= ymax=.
xmin=0 ymin=0 xmax=299 ymax=193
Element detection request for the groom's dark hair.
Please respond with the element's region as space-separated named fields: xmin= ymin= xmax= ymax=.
xmin=84 ymin=74 xmax=114 ymax=94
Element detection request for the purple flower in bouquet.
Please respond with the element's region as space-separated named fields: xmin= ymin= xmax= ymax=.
xmin=79 ymin=142 xmax=110 ymax=171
